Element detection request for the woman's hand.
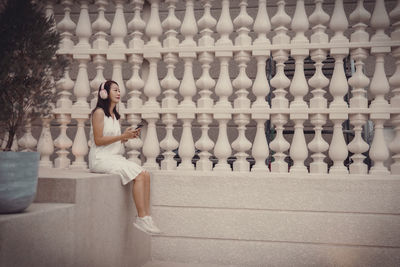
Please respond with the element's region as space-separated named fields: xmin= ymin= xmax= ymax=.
xmin=122 ymin=127 xmax=141 ymax=141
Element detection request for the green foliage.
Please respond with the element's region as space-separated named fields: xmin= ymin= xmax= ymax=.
xmin=0 ymin=0 xmax=67 ymax=151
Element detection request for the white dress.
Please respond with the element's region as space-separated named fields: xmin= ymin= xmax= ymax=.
xmin=89 ymin=114 xmax=144 ymax=185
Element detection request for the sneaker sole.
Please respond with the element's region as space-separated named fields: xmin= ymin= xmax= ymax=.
xmin=133 ymin=222 xmax=154 ymax=235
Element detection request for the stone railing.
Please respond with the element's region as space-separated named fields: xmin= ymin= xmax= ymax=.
xmin=8 ymin=0 xmax=400 ymax=175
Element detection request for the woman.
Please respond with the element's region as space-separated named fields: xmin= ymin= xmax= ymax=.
xmin=89 ymin=80 xmax=160 ymax=235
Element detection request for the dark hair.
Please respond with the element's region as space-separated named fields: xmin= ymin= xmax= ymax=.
xmin=91 ymin=80 xmax=121 ymax=120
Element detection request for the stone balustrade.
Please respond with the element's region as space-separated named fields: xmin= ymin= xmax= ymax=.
xmin=5 ymin=0 xmax=400 ymax=175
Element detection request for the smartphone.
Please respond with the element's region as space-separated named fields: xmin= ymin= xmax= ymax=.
xmin=135 ymin=124 xmax=143 ymax=130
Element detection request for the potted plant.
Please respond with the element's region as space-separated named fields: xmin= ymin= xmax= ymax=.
xmin=0 ymin=0 xmax=67 ymax=213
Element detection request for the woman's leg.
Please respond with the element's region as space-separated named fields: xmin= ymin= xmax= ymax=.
xmin=132 ymin=172 xmax=147 ymax=217
xmin=143 ymin=171 xmax=151 ymax=216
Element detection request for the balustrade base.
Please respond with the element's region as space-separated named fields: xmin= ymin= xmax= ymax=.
xmin=39 ymin=161 xmax=53 ymax=168
xmin=329 ymin=166 xmax=349 ymax=175
xmin=391 ymin=164 xmax=400 ymax=175
xmin=349 ymin=164 xmax=368 ymax=175
xmin=54 ymin=157 xmax=71 ymax=169
xmin=233 ymin=160 xmax=250 ymax=172
xmin=70 ymin=162 xmax=88 ymax=170
xmin=310 ymin=163 xmax=328 ymax=174
xmin=271 ymin=162 xmax=289 ymax=173
xmin=195 ymin=160 xmax=213 ymax=171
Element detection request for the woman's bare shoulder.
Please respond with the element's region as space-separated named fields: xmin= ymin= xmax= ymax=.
xmin=93 ymin=108 xmax=105 ymax=117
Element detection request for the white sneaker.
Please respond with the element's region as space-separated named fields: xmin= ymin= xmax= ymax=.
xmin=144 ymin=216 xmax=161 ymax=234
xmin=133 ymin=216 xmax=154 ymax=235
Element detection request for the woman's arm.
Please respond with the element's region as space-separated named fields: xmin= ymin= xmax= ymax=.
xmin=92 ymin=109 xmax=135 ymax=146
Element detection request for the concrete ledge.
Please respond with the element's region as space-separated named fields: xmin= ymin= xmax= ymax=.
xmin=0 ymin=203 xmax=75 ymax=267
xmin=151 ymin=171 xmax=400 ymax=214
xmin=152 ymin=206 xmax=400 ymax=247
xmin=152 ymin=236 xmax=400 ymax=267
xmin=1 ymin=168 xmax=151 ymax=267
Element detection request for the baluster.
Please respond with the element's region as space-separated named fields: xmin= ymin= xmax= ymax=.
xmin=162 ymin=0 xmax=180 ymax=48
xmin=289 ymin=54 xmax=308 ymax=108
xmin=234 ymin=0 xmax=253 ymax=46
xmin=252 ymin=55 xmax=270 ymax=109
xmin=126 ymin=55 xmax=144 ymax=163
xmin=54 ymin=114 xmax=73 ymax=168
xmin=109 ymin=54 xmax=127 ymax=110
xmin=175 ymin=0 xmax=197 ymax=169
xmin=271 ymin=0 xmax=291 ymax=45
xmin=143 ymin=57 xmax=161 ymax=108
xmin=127 ymin=56 xmax=145 ymax=109
xmin=142 ymin=117 xmax=160 ymax=170
xmin=145 ymin=0 xmax=163 ymax=47
xmin=195 ymin=114 xmax=214 ymax=171
xmin=213 ymin=115 xmax=232 ymax=171
xmin=232 ymin=115 xmax=252 ymax=171
xmin=214 ymin=50 xmax=233 ymax=170
xmin=73 ymin=56 xmax=91 ymax=108
xmin=140 ymin=1 xmax=163 ymax=168
xmin=160 ymin=2 xmax=180 ymax=169
xmin=389 ymin=2 xmax=400 ymax=174
xmin=159 ymin=114 xmax=178 ymax=170
xmin=216 ymin=0 xmax=233 ymax=46
xmin=71 ymin=53 xmax=90 ymax=169
xmin=327 ymin=0 xmax=350 ymax=174
xmin=143 ymin=0 xmax=162 ymax=108
xmin=253 ymin=0 xmax=271 ymax=46
xmin=390 ymin=0 xmax=400 ymax=41
xmin=71 ymin=117 xmax=88 ymax=169
xmin=251 ymin=116 xmax=269 ymax=172
xmin=128 ymin=0 xmax=146 ymax=49
xmin=369 ymin=0 xmax=391 ymax=175
xmin=126 ymin=115 xmax=143 ymax=165
xmin=288 ymin=0 xmax=309 ymax=173
xmin=290 ymin=0 xmax=308 ymax=44
xmin=195 ymin=0 xmax=216 ymax=171
xmin=178 ymin=56 xmax=196 ymax=108
xmin=308 ymin=54 xmax=329 ymax=173
xmin=177 ymin=117 xmax=195 ymax=170
xmin=180 ymin=0 xmax=197 ymax=46
xmin=270 ymin=0 xmax=291 ymax=172
xmin=57 ymin=0 xmax=75 ymax=50
xmin=232 ymin=2 xmax=252 ymax=171
xmin=196 ymin=55 xmax=215 ymax=109
xmin=37 ymin=117 xmax=54 ymax=168
xmin=307 ymin=0 xmax=330 ymax=173
xmin=330 ymin=0 xmax=348 ymax=43
xmin=214 ymin=55 xmax=232 ymax=108
xmin=56 ymin=65 xmax=74 ymax=109
xmin=251 ymin=51 xmax=270 ymax=172
xmin=92 ymin=0 xmax=111 ymax=49
xmin=110 ymin=0 xmax=128 ymax=49
xmin=160 ymin=54 xmax=179 ymax=108
xmin=347 ymin=0 xmax=370 ymax=174
xmin=75 ymin=0 xmax=92 ymax=50
xmin=347 ymin=115 xmax=369 ymax=174
xmin=18 ymin=119 xmax=37 ymax=152
xmin=90 ymin=55 xmax=107 ymax=109
xmin=328 ymin=55 xmax=349 ymax=174
xmin=54 ymin=65 xmax=74 ymax=168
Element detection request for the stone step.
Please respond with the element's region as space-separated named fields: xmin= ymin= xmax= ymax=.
xmin=151 ymin=236 xmax=400 ymax=267
xmin=0 ymin=203 xmax=75 ymax=267
xmin=151 ymin=171 xmax=400 ymax=214
xmin=141 ymin=260 xmax=239 ymax=267
xmin=149 ymin=171 xmax=400 ymax=266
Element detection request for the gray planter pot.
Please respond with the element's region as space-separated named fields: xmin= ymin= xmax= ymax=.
xmin=0 ymin=152 xmax=40 ymax=214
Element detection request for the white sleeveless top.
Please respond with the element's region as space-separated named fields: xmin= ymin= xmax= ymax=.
xmin=89 ymin=113 xmax=143 ymax=185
